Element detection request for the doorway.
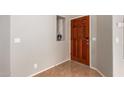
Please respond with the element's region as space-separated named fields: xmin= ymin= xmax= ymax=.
xmin=71 ymin=16 xmax=90 ymax=65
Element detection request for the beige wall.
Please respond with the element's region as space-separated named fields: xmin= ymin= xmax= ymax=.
xmin=90 ymin=16 xmax=97 ymax=68
xmin=10 ymin=15 xmax=70 ymax=76
xmin=0 ymin=16 xmax=10 ymax=76
xmin=96 ymin=15 xmax=113 ymax=76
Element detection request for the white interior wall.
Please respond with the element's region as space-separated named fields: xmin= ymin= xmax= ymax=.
xmin=10 ymin=15 xmax=70 ymax=76
xmin=113 ymin=15 xmax=124 ymax=76
xmin=0 ymin=16 xmax=10 ymax=76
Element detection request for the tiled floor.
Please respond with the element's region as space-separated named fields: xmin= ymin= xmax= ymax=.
xmin=34 ymin=60 xmax=102 ymax=77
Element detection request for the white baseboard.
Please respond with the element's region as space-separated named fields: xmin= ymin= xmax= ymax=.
xmin=29 ymin=59 xmax=70 ymax=77
xmin=90 ymin=66 xmax=105 ymax=77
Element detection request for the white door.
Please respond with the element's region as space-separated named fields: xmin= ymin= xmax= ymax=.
xmin=113 ymin=15 xmax=124 ymax=76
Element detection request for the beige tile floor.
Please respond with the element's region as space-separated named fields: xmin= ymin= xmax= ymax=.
xmin=34 ymin=60 xmax=102 ymax=77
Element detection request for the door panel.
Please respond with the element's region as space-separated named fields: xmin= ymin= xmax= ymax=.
xmin=71 ymin=16 xmax=89 ymax=65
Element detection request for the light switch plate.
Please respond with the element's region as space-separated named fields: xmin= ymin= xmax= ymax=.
xmin=117 ymin=22 xmax=124 ymax=28
xmin=92 ymin=37 xmax=96 ymax=41
xmin=116 ymin=37 xmax=119 ymax=43
xmin=34 ymin=64 xmax=38 ymax=69
xmin=14 ymin=38 xmax=21 ymax=43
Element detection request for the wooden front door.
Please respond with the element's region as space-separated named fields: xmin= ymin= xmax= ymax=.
xmin=71 ymin=16 xmax=89 ymax=65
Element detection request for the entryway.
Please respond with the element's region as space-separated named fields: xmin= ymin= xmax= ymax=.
xmin=71 ymin=16 xmax=90 ymax=65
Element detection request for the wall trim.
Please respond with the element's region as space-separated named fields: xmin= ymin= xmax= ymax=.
xmin=90 ymin=66 xmax=105 ymax=77
xmin=29 ymin=59 xmax=70 ymax=77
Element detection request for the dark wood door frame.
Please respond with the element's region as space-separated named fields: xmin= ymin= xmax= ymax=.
xmin=70 ymin=16 xmax=90 ymax=66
